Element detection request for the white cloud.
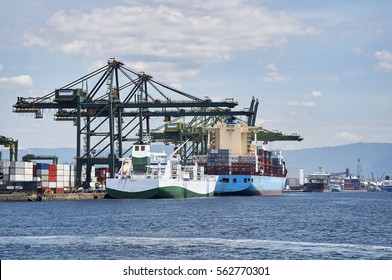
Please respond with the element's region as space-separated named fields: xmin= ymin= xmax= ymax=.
xmin=311 ymin=91 xmax=322 ymax=97
xmin=0 ymin=75 xmax=33 ymax=88
xmin=22 ymin=33 xmax=50 ymax=47
xmin=262 ymin=62 xmax=289 ymax=82
xmin=334 ymin=131 xmax=360 ymax=141
xmin=352 ymin=48 xmax=362 ymax=55
xmin=374 ymin=50 xmax=392 ymax=72
xmin=266 ymin=63 xmax=278 ymax=72
xmin=262 ymin=72 xmax=289 ymax=83
xmin=21 ymin=1 xmax=314 ymax=74
xmin=287 ymin=101 xmax=316 ymax=107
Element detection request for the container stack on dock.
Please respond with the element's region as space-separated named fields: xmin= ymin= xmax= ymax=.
xmin=36 ymin=164 xmax=57 ymax=193
xmin=0 ymin=161 xmax=38 ymax=193
xmin=0 ymin=160 xmax=98 ymax=194
xmin=0 ymin=161 xmax=10 ymax=183
xmin=82 ymin=165 xmax=97 ymax=189
xmin=95 ymin=167 xmax=110 ymax=182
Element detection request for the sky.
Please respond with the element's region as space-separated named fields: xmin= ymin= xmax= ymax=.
xmin=0 ymin=0 xmax=391 ymax=151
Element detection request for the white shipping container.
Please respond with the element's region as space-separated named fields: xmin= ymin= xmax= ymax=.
xmin=10 ymin=161 xmax=33 ymax=169
xmin=2 ymin=167 xmax=10 ymax=174
xmin=10 ymin=168 xmax=26 ymax=175
xmin=0 ymin=160 xmax=11 ymax=167
xmin=56 ymin=164 xmax=64 ymax=170
xmin=57 ymin=169 xmax=64 ymax=176
xmin=56 ymin=181 xmax=64 ymax=188
xmin=49 ymin=182 xmax=56 ymax=188
xmin=10 ymin=161 xmax=24 ymax=169
xmin=42 ymin=181 xmax=49 ymax=188
xmin=25 ymin=168 xmax=33 ymax=176
xmin=10 ymin=175 xmax=26 ymax=181
xmin=41 ymin=175 xmax=49 ymax=181
xmin=37 ymin=169 xmax=49 ymax=176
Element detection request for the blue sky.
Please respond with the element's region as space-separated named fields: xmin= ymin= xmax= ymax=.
xmin=0 ymin=0 xmax=391 ymax=151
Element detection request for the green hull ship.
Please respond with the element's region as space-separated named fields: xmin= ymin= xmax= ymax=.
xmin=106 ymin=142 xmax=218 ymax=199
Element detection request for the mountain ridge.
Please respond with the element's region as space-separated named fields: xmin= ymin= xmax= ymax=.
xmin=282 ymin=142 xmax=392 ymax=179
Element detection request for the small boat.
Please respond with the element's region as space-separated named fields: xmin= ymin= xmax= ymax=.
xmin=329 ymin=176 xmax=342 ymax=192
xmin=106 ymin=141 xmax=218 ymax=199
xmin=331 ymin=184 xmax=342 ymax=192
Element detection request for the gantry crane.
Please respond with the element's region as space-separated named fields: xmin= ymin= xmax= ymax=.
xmin=13 ymin=58 xmax=257 ymax=188
xmin=150 ymin=96 xmax=303 ymax=162
xmin=0 ymin=135 xmax=18 ymax=161
xmin=22 ymin=154 xmax=58 ymax=164
xmin=13 ymin=59 xmax=302 ymax=187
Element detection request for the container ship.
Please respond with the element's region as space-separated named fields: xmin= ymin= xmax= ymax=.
xmin=193 ymin=117 xmax=287 ymax=196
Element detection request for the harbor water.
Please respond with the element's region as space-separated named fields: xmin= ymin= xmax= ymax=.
xmin=0 ymin=192 xmax=391 ymax=260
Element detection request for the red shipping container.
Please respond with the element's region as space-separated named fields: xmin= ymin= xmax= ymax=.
xmin=33 ymin=165 xmax=37 ymax=177
xmin=49 ymin=175 xmax=57 ymax=182
xmin=55 ymin=188 xmax=64 ymax=194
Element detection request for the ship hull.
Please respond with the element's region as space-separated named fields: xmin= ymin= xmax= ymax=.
xmin=380 ymin=185 xmax=392 ymax=192
xmin=214 ymin=175 xmax=285 ymax=196
xmin=303 ymin=182 xmax=330 ymax=192
xmin=154 ymin=178 xmax=217 ymax=198
xmin=106 ymin=175 xmax=159 ymax=199
xmin=106 ymin=175 xmax=217 ymax=199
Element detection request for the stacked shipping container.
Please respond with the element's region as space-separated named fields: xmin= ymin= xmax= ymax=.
xmin=0 ymin=161 xmax=38 ymax=191
xmin=193 ymin=148 xmax=286 ymax=178
xmin=0 ymin=161 xmax=97 ymax=193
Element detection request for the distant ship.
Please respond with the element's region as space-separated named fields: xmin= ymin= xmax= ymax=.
xmin=380 ymin=176 xmax=392 ymax=192
xmin=343 ymin=175 xmax=361 ymax=191
xmin=303 ymin=168 xmax=331 ymax=192
xmin=106 ymin=142 xmax=218 ymax=199
xmin=194 ymin=117 xmax=287 ymax=196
